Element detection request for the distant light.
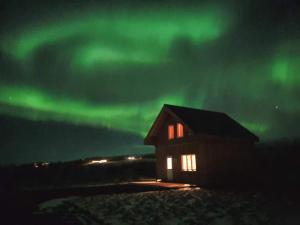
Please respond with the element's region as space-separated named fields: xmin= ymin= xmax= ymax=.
xmin=34 ymin=162 xmax=49 ymax=168
xmin=275 ymin=105 xmax=279 ymax=110
xmin=127 ymin=156 xmax=136 ymax=160
xmin=156 ymin=179 xmax=162 ymax=182
xmin=88 ymin=159 xmax=108 ymax=164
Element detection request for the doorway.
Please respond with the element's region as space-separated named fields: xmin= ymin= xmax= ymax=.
xmin=166 ymin=156 xmax=173 ymax=181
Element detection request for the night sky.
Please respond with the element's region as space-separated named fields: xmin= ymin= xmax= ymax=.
xmin=1 ymin=0 xmax=300 ymax=164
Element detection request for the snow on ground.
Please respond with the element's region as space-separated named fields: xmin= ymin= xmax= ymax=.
xmin=39 ymin=197 xmax=78 ymax=213
xmin=35 ymin=187 xmax=298 ymax=225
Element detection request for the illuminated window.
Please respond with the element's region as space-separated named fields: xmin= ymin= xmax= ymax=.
xmin=177 ymin=123 xmax=184 ymax=138
xmin=168 ymin=125 xmax=174 ymax=139
xmin=167 ymin=157 xmax=173 ymax=169
xmin=182 ymin=155 xmax=187 ymax=171
xmin=181 ymin=154 xmax=196 ymax=171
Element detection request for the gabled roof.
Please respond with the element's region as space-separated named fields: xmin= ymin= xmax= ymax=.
xmin=144 ymin=104 xmax=259 ymax=145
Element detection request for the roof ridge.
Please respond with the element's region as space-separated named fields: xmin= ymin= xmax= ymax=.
xmin=162 ymin=104 xmax=259 ymax=142
xmin=163 ymin=104 xmax=226 ymax=115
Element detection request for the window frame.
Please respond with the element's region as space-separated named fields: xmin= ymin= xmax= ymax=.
xmin=176 ymin=123 xmax=184 ymax=138
xmin=167 ymin=156 xmax=173 ymax=170
xmin=168 ymin=125 xmax=175 ymax=140
xmin=181 ymin=154 xmax=197 ymax=171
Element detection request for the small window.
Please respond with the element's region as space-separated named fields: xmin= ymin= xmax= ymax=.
xmin=168 ymin=125 xmax=174 ymax=139
xmin=167 ymin=157 xmax=172 ymax=169
xmin=177 ymin=123 xmax=184 ymax=138
xmin=181 ymin=154 xmax=196 ymax=171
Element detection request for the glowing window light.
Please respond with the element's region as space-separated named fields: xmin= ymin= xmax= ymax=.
xmin=192 ymin=154 xmax=196 ymax=171
xmin=177 ymin=123 xmax=184 ymax=138
xmin=167 ymin=157 xmax=172 ymax=169
xmin=168 ymin=125 xmax=174 ymax=140
xmin=187 ymin=155 xmax=192 ymax=171
xmin=182 ymin=155 xmax=187 ymax=171
xmin=181 ymin=154 xmax=197 ymax=171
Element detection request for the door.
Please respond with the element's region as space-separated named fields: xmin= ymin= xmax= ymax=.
xmin=166 ymin=156 xmax=173 ymax=181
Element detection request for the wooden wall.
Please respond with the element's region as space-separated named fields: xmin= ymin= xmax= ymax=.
xmin=156 ymin=138 xmax=255 ymax=187
xmin=153 ymin=112 xmax=255 ymax=187
xmin=155 ymin=114 xmax=193 ymax=147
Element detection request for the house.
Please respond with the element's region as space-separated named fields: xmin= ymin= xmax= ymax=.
xmin=144 ymin=104 xmax=259 ymax=187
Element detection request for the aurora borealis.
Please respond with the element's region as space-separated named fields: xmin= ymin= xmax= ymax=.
xmin=1 ymin=0 xmax=300 ymax=164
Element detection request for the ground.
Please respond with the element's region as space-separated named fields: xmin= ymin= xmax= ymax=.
xmin=35 ymin=186 xmax=300 ymax=225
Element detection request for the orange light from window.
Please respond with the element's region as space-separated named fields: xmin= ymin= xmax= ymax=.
xmin=168 ymin=125 xmax=174 ymax=139
xmin=177 ymin=123 xmax=184 ymax=138
xmin=181 ymin=154 xmax=197 ymax=171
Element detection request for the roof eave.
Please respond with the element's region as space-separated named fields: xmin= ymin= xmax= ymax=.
xmin=143 ymin=105 xmax=168 ymax=145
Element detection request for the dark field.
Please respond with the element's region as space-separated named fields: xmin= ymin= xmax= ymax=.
xmin=0 ymin=142 xmax=300 ymax=225
xmin=0 ymin=156 xmax=158 ymax=224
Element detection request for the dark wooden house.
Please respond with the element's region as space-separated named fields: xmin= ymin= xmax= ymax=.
xmin=144 ymin=104 xmax=259 ymax=187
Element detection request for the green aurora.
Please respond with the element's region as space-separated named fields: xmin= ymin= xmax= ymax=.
xmin=2 ymin=7 xmax=229 ymax=65
xmin=0 ymin=85 xmax=187 ymax=136
xmin=1 ymin=0 xmax=300 ymax=163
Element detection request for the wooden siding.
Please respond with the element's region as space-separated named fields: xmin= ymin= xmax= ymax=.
xmin=156 ymin=138 xmax=254 ymax=187
xmin=155 ymin=114 xmax=193 ymax=146
xmin=150 ymin=106 xmax=256 ymax=187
